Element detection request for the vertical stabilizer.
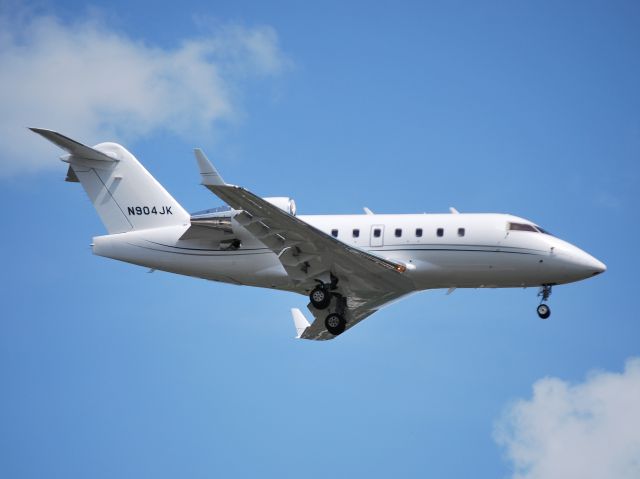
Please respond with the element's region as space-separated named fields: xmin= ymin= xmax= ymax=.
xmin=31 ymin=128 xmax=190 ymax=233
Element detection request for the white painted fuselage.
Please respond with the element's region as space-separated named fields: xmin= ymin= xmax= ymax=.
xmin=93 ymin=212 xmax=605 ymax=293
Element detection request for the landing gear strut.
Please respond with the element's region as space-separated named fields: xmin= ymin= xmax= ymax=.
xmin=537 ymin=285 xmax=552 ymax=319
xmin=325 ymin=293 xmax=347 ymax=336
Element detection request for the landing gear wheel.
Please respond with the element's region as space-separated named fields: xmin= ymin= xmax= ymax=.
xmin=325 ymin=313 xmax=346 ymax=336
xmin=537 ymin=303 xmax=551 ymax=319
xmin=309 ymin=286 xmax=331 ymax=310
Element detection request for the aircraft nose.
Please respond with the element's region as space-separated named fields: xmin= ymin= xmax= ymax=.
xmin=569 ymin=247 xmax=606 ymax=277
xmin=590 ymin=257 xmax=607 ymax=276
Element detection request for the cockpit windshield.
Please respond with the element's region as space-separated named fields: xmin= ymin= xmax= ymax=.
xmin=508 ymin=222 xmax=537 ymax=232
xmin=535 ymin=226 xmax=553 ymax=236
xmin=508 ymin=222 xmax=554 ymax=236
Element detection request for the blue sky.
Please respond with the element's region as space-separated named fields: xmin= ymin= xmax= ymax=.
xmin=1 ymin=1 xmax=639 ymax=477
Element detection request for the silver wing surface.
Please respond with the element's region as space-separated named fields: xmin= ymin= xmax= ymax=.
xmin=194 ymin=149 xmax=416 ymax=340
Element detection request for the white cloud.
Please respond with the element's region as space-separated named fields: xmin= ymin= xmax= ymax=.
xmin=495 ymin=358 xmax=640 ymax=479
xmin=0 ymin=9 xmax=289 ymax=176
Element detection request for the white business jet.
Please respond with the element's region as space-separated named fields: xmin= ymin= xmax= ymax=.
xmin=32 ymin=128 xmax=606 ymax=340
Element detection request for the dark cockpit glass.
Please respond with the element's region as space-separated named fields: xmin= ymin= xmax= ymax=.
xmin=508 ymin=222 xmax=554 ymax=236
xmin=508 ymin=222 xmax=538 ymax=232
xmin=535 ymin=226 xmax=553 ymax=236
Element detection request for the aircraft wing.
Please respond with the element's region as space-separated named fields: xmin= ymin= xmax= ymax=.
xmin=294 ymin=289 xmax=413 ymax=340
xmin=194 ymin=150 xmax=416 ymax=340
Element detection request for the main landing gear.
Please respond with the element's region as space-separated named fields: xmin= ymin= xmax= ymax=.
xmin=309 ymin=285 xmax=331 ymax=310
xmin=308 ymin=276 xmax=347 ymax=336
xmin=325 ymin=313 xmax=346 ymax=336
xmin=537 ymin=285 xmax=552 ymax=319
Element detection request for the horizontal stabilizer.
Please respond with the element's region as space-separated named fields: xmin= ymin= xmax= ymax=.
xmin=30 ymin=128 xmax=118 ymax=163
xmin=194 ymin=149 xmax=226 ymax=186
xmin=291 ymin=308 xmax=311 ymax=339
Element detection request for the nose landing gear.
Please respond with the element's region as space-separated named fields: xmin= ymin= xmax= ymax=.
xmin=537 ymin=303 xmax=551 ymax=319
xmin=537 ymin=285 xmax=552 ymax=319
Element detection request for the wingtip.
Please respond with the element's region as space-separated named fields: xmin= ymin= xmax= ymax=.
xmin=194 ymin=148 xmax=226 ymax=186
xmin=193 ymin=148 xmax=210 ymax=170
xmin=291 ymin=308 xmax=311 ymax=339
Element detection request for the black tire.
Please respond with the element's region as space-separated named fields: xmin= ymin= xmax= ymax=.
xmin=537 ymin=304 xmax=551 ymax=319
xmin=325 ymin=313 xmax=346 ymax=336
xmin=310 ymin=286 xmax=331 ymax=310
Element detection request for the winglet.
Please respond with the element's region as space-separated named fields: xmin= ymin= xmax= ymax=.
xmin=449 ymin=207 xmax=460 ymax=214
xmin=291 ymin=308 xmax=311 ymax=339
xmin=363 ymin=207 xmax=374 ymax=215
xmin=194 ymin=148 xmax=226 ymax=186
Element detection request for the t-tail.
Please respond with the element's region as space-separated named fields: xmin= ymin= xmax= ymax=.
xmin=31 ymin=128 xmax=190 ymax=233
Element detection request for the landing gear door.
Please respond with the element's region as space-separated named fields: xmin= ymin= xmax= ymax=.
xmin=370 ymin=225 xmax=384 ymax=247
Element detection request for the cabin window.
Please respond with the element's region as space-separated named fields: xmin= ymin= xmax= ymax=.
xmin=437 ymin=228 xmax=444 ymax=237
xmin=373 ymin=228 xmax=381 ymax=238
xmin=353 ymin=229 xmax=360 ymax=238
xmin=331 ymin=229 xmax=338 ymax=237
xmin=416 ymin=228 xmax=423 ymax=237
xmin=395 ymin=228 xmax=402 ymax=238
xmin=508 ymin=222 xmax=537 ymax=232
xmin=458 ymin=228 xmax=465 ymax=237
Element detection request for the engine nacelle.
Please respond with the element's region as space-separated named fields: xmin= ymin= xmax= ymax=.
xmin=263 ymin=197 xmax=297 ymax=216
